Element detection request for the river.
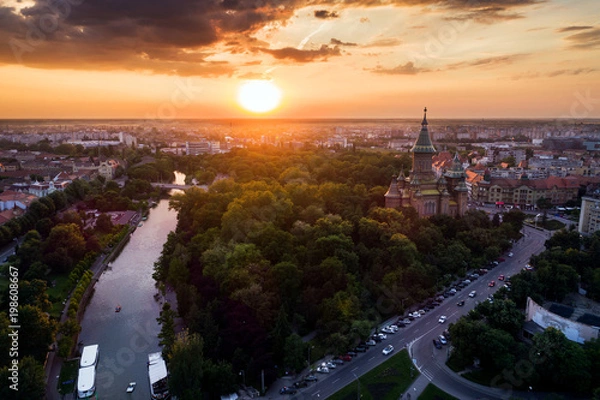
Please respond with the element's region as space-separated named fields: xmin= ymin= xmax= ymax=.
xmin=78 ymin=198 xmax=178 ymax=399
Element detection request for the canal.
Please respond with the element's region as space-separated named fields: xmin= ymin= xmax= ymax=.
xmin=78 ymin=198 xmax=178 ymax=399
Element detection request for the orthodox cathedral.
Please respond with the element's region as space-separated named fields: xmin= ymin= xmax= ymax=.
xmin=385 ymin=108 xmax=468 ymax=217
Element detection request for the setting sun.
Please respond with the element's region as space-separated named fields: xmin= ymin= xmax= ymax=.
xmin=237 ymin=80 xmax=282 ymax=113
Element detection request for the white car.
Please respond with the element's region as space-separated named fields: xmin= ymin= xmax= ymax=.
xmin=469 ymin=290 xmax=477 ymax=298
xmin=438 ymin=315 xmax=447 ymax=323
xmin=377 ymin=333 xmax=387 ymax=340
xmin=381 ymin=327 xmax=394 ymax=334
xmin=325 ymin=361 xmax=336 ymax=369
xmin=438 ymin=335 xmax=448 ymax=345
xmin=410 ymin=311 xmax=421 ymax=318
xmin=382 ymin=345 xmax=394 ymax=355
xmin=365 ymin=339 xmax=377 ymax=346
xmin=389 ymin=325 xmax=399 ymax=332
xmin=508 ymin=252 xmax=513 ymax=257
xmin=316 ymin=366 xmax=329 ymax=374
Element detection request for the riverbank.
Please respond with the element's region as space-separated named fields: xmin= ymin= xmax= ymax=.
xmin=44 ymin=212 xmax=141 ymax=400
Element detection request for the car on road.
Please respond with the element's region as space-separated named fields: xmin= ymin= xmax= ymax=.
xmin=457 ymin=300 xmax=465 ymax=306
xmin=489 ymin=280 xmax=495 ymax=287
xmin=280 ymin=387 xmax=297 ymax=395
xmin=438 ymin=315 xmax=447 ymax=323
xmin=433 ymin=339 xmax=442 ymax=349
xmin=381 ymin=327 xmax=394 ymax=334
xmin=438 ymin=335 xmax=448 ymax=345
xmin=498 ymin=274 xmax=505 ymax=281
xmin=469 ymin=290 xmax=477 ymax=298
xmin=382 ymin=345 xmax=394 ymax=355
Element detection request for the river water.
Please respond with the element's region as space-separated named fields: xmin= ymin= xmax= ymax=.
xmin=78 ymin=198 xmax=178 ymax=399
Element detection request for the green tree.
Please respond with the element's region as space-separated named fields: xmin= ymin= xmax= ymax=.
xmin=0 ymin=356 xmax=46 ymax=399
xmin=157 ymin=303 xmax=177 ymax=357
xmin=169 ymin=330 xmax=204 ymax=400
xmin=283 ymin=333 xmax=306 ymax=372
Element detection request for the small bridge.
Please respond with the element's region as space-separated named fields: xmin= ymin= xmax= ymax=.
xmin=150 ymin=183 xmax=208 ymax=190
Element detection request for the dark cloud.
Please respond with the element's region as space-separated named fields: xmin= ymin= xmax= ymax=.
xmin=444 ymin=6 xmax=523 ymax=24
xmin=446 ymin=54 xmax=529 ymax=69
xmin=314 ymin=9 xmax=339 ymax=19
xmin=368 ymin=62 xmax=428 ymax=75
xmin=257 ymin=45 xmax=341 ymax=62
xmin=563 ymin=28 xmax=600 ymax=49
xmin=511 ymin=68 xmax=596 ymax=80
xmin=362 ymin=37 xmax=402 ymax=48
xmin=0 ymin=0 xmax=546 ymax=75
xmin=556 ymin=25 xmax=593 ymax=33
xmin=330 ymin=38 xmax=357 ymax=46
xmin=546 ymin=68 xmax=596 ymax=77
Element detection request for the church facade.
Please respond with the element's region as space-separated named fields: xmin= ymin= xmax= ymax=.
xmin=385 ymin=108 xmax=468 ymax=218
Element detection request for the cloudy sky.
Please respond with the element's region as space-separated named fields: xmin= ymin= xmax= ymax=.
xmin=1 ymin=0 xmax=599 ymax=119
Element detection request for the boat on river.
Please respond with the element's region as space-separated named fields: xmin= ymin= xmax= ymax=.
xmin=148 ymin=352 xmax=170 ymax=399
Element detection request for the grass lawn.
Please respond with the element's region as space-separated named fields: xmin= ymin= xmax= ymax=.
xmin=418 ymin=383 xmax=459 ymax=400
xmin=47 ymin=273 xmax=73 ymax=318
xmin=328 ymin=349 xmax=418 ymax=400
xmin=58 ymin=359 xmax=79 ymax=395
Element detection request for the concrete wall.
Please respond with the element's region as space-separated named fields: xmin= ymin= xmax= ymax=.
xmin=526 ymin=297 xmax=600 ymax=344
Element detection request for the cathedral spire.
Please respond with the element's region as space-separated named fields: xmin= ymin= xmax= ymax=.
xmin=411 ymin=107 xmax=436 ymax=154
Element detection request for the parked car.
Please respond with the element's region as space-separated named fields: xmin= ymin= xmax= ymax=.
xmin=488 ymin=280 xmax=495 ymax=287
xmin=433 ymin=339 xmax=442 ymax=349
xmin=325 ymin=361 xmax=337 ymax=369
xmin=293 ymin=381 xmax=308 ymax=388
xmin=346 ymin=351 xmax=358 ymax=357
xmin=498 ymin=274 xmax=505 ymax=281
xmin=381 ymin=327 xmax=394 ymax=334
xmin=382 ymin=345 xmax=394 ymax=355
xmin=280 ymin=387 xmax=297 ymax=395
xmin=316 ymin=366 xmax=329 ymax=374
xmin=354 ymin=346 xmax=367 ymax=353
xmin=304 ymin=374 xmax=318 ymax=382
xmin=438 ymin=315 xmax=447 ymax=323
xmin=365 ymin=339 xmax=377 ymax=346
xmin=376 ymin=333 xmax=387 ymax=341
xmin=331 ymin=357 xmax=344 ymax=364
xmin=340 ymin=354 xmax=352 ymax=362
xmin=438 ymin=335 xmax=448 ymax=345
xmin=457 ymin=300 xmax=465 ymax=306
xmin=508 ymin=252 xmax=513 ymax=257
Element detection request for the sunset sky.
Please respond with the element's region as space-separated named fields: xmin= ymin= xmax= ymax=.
xmin=1 ymin=0 xmax=599 ymax=119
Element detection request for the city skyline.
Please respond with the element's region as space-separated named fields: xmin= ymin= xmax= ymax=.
xmin=1 ymin=0 xmax=599 ymax=119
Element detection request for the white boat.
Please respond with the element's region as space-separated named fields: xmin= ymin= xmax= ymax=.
xmin=148 ymin=352 xmax=170 ymax=399
xmin=77 ymin=344 xmax=99 ymax=399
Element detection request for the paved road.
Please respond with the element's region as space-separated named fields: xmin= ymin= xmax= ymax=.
xmin=265 ymin=224 xmax=549 ymax=400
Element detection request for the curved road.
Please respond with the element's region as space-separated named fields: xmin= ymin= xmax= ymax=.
xmin=265 ymin=224 xmax=549 ymax=400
